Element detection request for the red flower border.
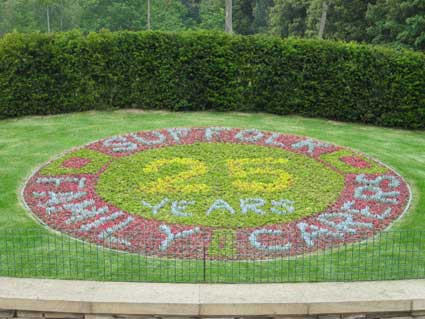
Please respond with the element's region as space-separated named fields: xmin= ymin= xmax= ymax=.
xmin=22 ymin=128 xmax=411 ymax=260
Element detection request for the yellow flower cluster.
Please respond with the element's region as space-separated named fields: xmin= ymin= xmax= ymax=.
xmin=227 ymin=158 xmax=292 ymax=193
xmin=141 ymin=158 xmax=209 ymax=194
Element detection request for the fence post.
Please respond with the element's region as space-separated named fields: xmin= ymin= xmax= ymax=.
xmin=203 ymin=238 xmax=207 ymax=282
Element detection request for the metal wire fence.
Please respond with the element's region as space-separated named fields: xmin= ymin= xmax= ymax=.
xmin=0 ymin=228 xmax=424 ymax=283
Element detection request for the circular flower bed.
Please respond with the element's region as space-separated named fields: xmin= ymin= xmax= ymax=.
xmin=22 ymin=127 xmax=411 ymax=259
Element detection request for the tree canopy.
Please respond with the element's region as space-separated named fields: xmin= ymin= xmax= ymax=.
xmin=0 ymin=0 xmax=423 ymax=51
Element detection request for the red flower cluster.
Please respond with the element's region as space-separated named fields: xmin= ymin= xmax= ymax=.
xmin=340 ymin=156 xmax=372 ymax=168
xmin=62 ymin=157 xmax=92 ymax=169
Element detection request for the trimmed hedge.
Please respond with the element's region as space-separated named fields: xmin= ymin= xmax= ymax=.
xmin=0 ymin=31 xmax=424 ymax=129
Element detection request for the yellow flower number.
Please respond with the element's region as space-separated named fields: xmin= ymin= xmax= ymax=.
xmin=140 ymin=158 xmax=209 ymax=194
xmin=140 ymin=157 xmax=292 ymax=195
xmin=227 ymin=158 xmax=292 ymax=193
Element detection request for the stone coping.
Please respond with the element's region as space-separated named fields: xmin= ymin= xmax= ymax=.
xmin=0 ymin=278 xmax=424 ymax=317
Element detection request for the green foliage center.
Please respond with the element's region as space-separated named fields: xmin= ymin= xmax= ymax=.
xmin=96 ymin=143 xmax=345 ymax=228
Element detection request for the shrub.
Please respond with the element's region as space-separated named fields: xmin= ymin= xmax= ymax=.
xmin=0 ymin=30 xmax=424 ymax=129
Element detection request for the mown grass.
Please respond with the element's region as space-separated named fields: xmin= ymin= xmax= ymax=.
xmin=0 ymin=110 xmax=424 ymax=282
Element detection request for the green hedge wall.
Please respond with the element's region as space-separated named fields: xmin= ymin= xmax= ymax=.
xmin=0 ymin=31 xmax=424 ymax=129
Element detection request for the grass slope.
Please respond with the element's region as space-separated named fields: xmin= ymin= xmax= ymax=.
xmin=0 ymin=110 xmax=424 ymax=282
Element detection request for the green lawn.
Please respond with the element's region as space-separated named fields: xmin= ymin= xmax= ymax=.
xmin=0 ymin=110 xmax=424 ymax=282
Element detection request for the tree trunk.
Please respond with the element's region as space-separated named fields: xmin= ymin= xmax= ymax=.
xmin=147 ymin=0 xmax=151 ymax=30
xmin=225 ymin=0 xmax=233 ymax=33
xmin=46 ymin=5 xmax=51 ymax=33
xmin=318 ymin=1 xmax=328 ymax=39
xmin=60 ymin=0 xmax=64 ymax=31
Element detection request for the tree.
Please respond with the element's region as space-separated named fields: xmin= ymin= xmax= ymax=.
xmin=181 ymin=0 xmax=202 ymax=27
xmin=234 ymin=0 xmax=253 ymax=34
xmin=0 ymin=0 xmax=41 ymax=33
xmin=1 ymin=0 xmax=423 ymax=51
xmin=253 ymin=0 xmax=274 ymax=33
xmin=318 ymin=1 xmax=328 ymax=38
xmin=399 ymin=4 xmax=425 ymax=50
xmin=367 ymin=0 xmax=425 ymax=50
xmin=199 ymin=0 xmax=224 ymax=30
xmin=147 ymin=0 xmax=151 ymax=30
xmin=79 ymin=0 xmax=147 ymax=31
xmin=305 ymin=0 xmax=373 ymax=41
xmin=0 ymin=0 xmax=81 ymax=34
xmin=225 ymin=0 xmax=233 ymax=33
xmin=233 ymin=0 xmax=274 ymax=34
xmin=151 ymin=0 xmax=187 ymax=31
xmin=269 ymin=0 xmax=310 ymax=37
xmin=331 ymin=0 xmax=374 ymax=41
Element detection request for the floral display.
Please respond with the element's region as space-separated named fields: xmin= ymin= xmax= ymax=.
xmin=22 ymin=127 xmax=411 ymax=260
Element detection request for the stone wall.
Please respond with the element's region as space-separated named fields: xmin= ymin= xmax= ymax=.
xmin=1 ymin=310 xmax=425 ymax=319
xmin=1 ymin=278 xmax=425 ymax=319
